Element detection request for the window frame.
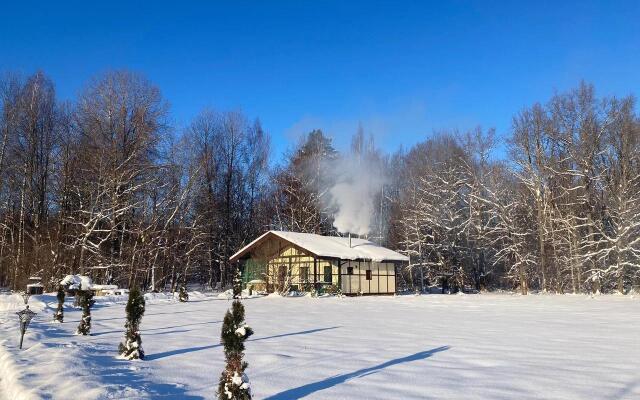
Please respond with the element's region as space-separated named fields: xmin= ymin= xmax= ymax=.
xmin=323 ymin=265 xmax=332 ymax=283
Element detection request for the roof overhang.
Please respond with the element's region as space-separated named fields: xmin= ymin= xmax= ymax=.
xmin=230 ymin=231 xmax=319 ymax=262
xmin=230 ymin=231 xmax=409 ymax=263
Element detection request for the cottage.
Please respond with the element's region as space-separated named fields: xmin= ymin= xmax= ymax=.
xmin=230 ymin=231 xmax=409 ymax=295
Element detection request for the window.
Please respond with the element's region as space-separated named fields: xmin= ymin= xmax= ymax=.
xmin=300 ymin=267 xmax=309 ymax=282
xmin=347 ymin=266 xmax=354 ymax=275
xmin=366 ymin=270 xmax=372 ymax=280
xmin=324 ymin=265 xmax=332 ymax=283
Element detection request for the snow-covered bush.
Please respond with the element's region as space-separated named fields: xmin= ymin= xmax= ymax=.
xmin=118 ymin=287 xmax=146 ymax=360
xmin=322 ymin=284 xmax=340 ymax=295
xmin=218 ymin=300 xmax=254 ymax=399
xmin=61 ymin=274 xmax=93 ymax=290
xmin=75 ymin=290 xmax=93 ymax=335
xmin=53 ymin=286 xmax=65 ymax=323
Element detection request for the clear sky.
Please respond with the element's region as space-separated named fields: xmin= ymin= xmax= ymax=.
xmin=1 ymin=1 xmax=639 ymax=156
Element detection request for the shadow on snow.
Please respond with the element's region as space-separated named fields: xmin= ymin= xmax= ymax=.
xmin=145 ymin=326 xmax=340 ymax=361
xmin=90 ymin=320 xmax=223 ymax=337
xmin=80 ymin=343 xmax=204 ymax=399
xmin=39 ymin=315 xmax=204 ymax=399
xmin=264 ymin=346 xmax=450 ymax=400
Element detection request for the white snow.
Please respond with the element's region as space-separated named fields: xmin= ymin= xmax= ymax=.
xmin=0 ymin=292 xmax=639 ymax=399
xmin=0 ymin=342 xmax=39 ymax=400
xmin=231 ymin=230 xmax=409 ymax=262
xmin=217 ymin=289 xmax=264 ymax=300
xmin=90 ymin=285 xmax=118 ymax=291
xmin=235 ymin=325 xmax=251 ymax=338
xmin=231 ymin=373 xmax=243 ymax=386
xmin=25 ymin=284 xmax=43 ymax=289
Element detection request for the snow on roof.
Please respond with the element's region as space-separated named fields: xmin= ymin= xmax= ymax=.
xmin=231 ymin=231 xmax=409 ymax=262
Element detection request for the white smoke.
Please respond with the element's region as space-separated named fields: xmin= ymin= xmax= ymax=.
xmin=326 ymin=156 xmax=386 ymax=236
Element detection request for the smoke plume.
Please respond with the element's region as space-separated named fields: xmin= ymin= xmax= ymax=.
xmin=325 ymin=155 xmax=386 ymax=236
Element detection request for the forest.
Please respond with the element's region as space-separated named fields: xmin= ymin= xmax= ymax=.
xmin=0 ymin=70 xmax=638 ymax=295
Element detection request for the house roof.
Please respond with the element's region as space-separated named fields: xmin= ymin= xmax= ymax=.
xmin=230 ymin=230 xmax=409 ymax=263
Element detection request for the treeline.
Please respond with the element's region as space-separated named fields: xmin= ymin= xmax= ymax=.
xmin=391 ymin=84 xmax=640 ymax=294
xmin=0 ymin=70 xmax=270 ymax=291
xmin=0 ymin=71 xmax=638 ymax=294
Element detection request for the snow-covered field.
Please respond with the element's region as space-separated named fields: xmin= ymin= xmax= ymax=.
xmin=1 ymin=292 xmax=638 ymax=399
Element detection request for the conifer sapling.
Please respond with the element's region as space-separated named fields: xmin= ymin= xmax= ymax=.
xmin=233 ymin=267 xmax=242 ymax=299
xmin=53 ymin=286 xmax=65 ymax=323
xmin=119 ymin=287 xmax=146 ymax=360
xmin=75 ymin=290 xmax=94 ymax=335
xmin=179 ymin=284 xmax=189 ymax=302
xmin=218 ymin=299 xmax=253 ymax=400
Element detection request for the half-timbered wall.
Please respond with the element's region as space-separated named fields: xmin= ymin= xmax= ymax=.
xmin=339 ymin=260 xmax=396 ymax=294
xmin=266 ymin=245 xmax=317 ymax=291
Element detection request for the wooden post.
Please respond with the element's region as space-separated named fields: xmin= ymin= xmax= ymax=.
xmin=313 ymin=257 xmax=317 ymax=288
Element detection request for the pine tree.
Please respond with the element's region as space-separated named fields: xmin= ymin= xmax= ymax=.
xmin=218 ymin=300 xmax=253 ymax=400
xmin=75 ymin=290 xmax=93 ymax=335
xmin=53 ymin=286 xmax=65 ymax=323
xmin=118 ymin=287 xmax=146 ymax=360
xmin=178 ymin=285 xmax=189 ymax=302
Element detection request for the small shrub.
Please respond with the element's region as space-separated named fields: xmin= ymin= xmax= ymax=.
xmin=118 ymin=287 xmax=146 ymax=360
xmin=178 ymin=285 xmax=189 ymax=302
xmin=53 ymin=286 xmax=65 ymax=323
xmin=218 ymin=300 xmax=253 ymax=399
xmin=322 ymin=284 xmax=339 ymax=295
xmin=75 ymin=290 xmax=93 ymax=335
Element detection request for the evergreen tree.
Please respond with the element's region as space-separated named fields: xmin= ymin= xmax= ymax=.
xmin=75 ymin=290 xmax=93 ymax=335
xmin=270 ymin=129 xmax=338 ymax=235
xmin=233 ymin=267 xmax=243 ymax=299
xmin=218 ymin=300 xmax=253 ymax=400
xmin=118 ymin=287 xmax=146 ymax=360
xmin=53 ymin=286 xmax=65 ymax=323
xmin=178 ymin=285 xmax=189 ymax=302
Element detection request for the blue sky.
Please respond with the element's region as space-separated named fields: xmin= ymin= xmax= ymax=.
xmin=1 ymin=1 xmax=639 ymax=157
